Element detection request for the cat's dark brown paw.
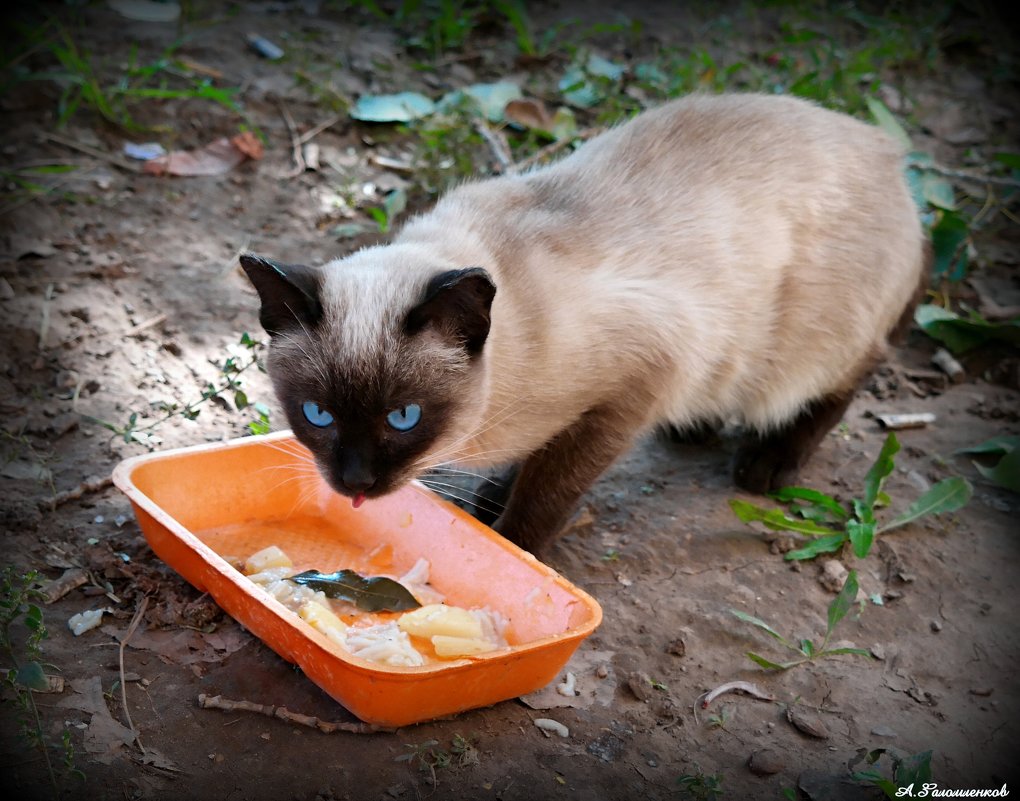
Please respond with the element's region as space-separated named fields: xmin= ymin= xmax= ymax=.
xmin=732 ymin=445 xmax=798 ymax=494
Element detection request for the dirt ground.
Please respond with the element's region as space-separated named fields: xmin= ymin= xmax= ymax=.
xmin=2 ymin=2 xmax=1019 ymax=800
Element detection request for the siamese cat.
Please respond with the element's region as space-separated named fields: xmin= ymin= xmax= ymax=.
xmin=241 ymin=92 xmax=926 ymax=553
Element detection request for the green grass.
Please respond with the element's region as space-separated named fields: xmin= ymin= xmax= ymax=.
xmin=6 ymin=19 xmax=246 ymax=132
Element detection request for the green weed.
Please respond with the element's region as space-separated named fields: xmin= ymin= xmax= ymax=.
xmin=398 ymin=0 xmax=481 ymax=60
xmin=409 ymin=108 xmax=489 ymax=195
xmin=730 ymin=570 xmax=871 ymax=670
xmin=366 ymin=187 xmax=407 ymax=233
xmin=1 ymin=567 xmax=85 ymax=793
xmin=87 ymin=332 xmax=270 ymax=448
xmin=676 ymin=766 xmax=723 ymax=801
xmin=850 ymin=748 xmax=933 ymax=798
xmin=9 ymin=20 xmax=244 ymax=132
xmin=730 ymin=433 xmax=972 ymax=561
xmin=955 ymin=436 xmax=1020 ymax=494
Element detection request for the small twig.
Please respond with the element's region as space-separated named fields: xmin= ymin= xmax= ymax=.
xmin=910 ymin=160 xmax=1020 ymax=189
xmin=197 ymin=694 xmax=395 ymax=734
xmin=38 ymin=283 xmax=54 ymax=351
xmin=474 ymin=120 xmax=516 ymax=175
xmin=38 ymin=568 xmax=88 ymax=603
xmin=515 ymin=127 xmax=604 ymax=173
xmin=119 ymin=596 xmax=150 ymax=756
xmin=278 ymin=103 xmax=306 ymax=179
xmin=38 ymin=131 xmax=141 ymax=173
xmin=124 ymin=313 xmax=168 ymax=337
xmin=41 ymin=475 xmax=113 ymax=511
xmin=296 ymin=112 xmax=346 ymax=147
xmin=699 ymin=680 xmax=775 ymax=709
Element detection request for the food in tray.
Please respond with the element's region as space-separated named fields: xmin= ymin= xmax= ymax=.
xmin=239 ymin=545 xmax=508 ymax=666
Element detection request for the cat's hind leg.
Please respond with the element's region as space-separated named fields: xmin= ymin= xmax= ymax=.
xmin=732 ymin=389 xmax=856 ymax=494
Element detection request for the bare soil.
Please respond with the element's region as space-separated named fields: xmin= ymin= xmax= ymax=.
xmin=2 ymin=3 xmax=1019 ymax=800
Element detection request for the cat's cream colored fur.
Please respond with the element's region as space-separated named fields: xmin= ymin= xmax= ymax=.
xmin=316 ymin=93 xmax=923 ymax=468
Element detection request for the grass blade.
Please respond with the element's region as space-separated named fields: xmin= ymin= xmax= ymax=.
xmin=954 ymin=435 xmax=1019 ymax=457
xmin=861 ymin=433 xmax=900 ymax=516
xmin=825 ymin=569 xmax=858 ymax=638
xmin=784 ymin=533 xmax=846 ymax=561
xmin=770 ymin=486 xmax=848 ymax=519
xmin=729 ymin=609 xmax=794 ymax=649
xmin=729 ymin=499 xmax=836 ymax=537
xmin=975 ymin=447 xmax=1020 ymax=494
xmin=822 ymin=647 xmax=871 ymax=657
xmin=866 ymin=96 xmax=911 ymax=150
xmin=746 ymin=652 xmax=796 ymax=670
xmin=878 ymin=476 xmax=974 ymax=532
xmin=847 ymin=519 xmax=875 ymax=558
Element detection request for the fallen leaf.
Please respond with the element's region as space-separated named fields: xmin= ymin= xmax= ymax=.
xmin=505 ymin=98 xmax=553 ymax=130
xmin=230 ymin=130 xmax=264 ymax=160
xmin=143 ymin=133 xmax=262 ymax=177
xmin=56 ymin=677 xmax=135 ymax=764
xmin=350 ymin=92 xmax=435 ymax=123
xmin=438 ymin=81 xmax=522 ymax=122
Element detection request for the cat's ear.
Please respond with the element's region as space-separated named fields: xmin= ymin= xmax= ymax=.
xmin=405 ymin=267 xmax=496 ymax=355
xmin=239 ymin=254 xmax=322 ymax=336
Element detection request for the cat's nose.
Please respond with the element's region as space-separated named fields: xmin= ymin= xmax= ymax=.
xmin=341 ymin=467 xmax=376 ymax=493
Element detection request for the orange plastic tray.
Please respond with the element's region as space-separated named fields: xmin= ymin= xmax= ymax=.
xmin=113 ymin=431 xmax=602 ymax=726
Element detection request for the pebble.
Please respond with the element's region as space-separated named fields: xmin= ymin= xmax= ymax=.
xmin=626 ymin=671 xmax=655 ymax=702
xmin=665 ymin=637 xmax=686 ymax=657
xmin=871 ymin=724 xmax=898 ymax=738
xmin=819 ymin=559 xmax=848 ymax=593
xmin=787 ymin=707 xmax=830 ymax=739
xmin=748 ymin=748 xmax=784 ymax=776
xmin=534 ymin=718 xmax=569 ymax=738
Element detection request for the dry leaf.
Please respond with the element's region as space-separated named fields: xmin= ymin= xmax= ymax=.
xmin=144 ymin=133 xmax=262 ymax=177
xmin=505 ymin=98 xmax=554 ymax=131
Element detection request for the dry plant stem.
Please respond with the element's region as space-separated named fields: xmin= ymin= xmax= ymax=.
xmin=39 ymin=568 xmax=88 ymax=603
xmin=38 ymin=283 xmax=54 ymax=350
xmin=921 ymin=161 xmax=1020 ymax=189
xmin=700 ymin=680 xmax=775 ymax=709
xmin=120 ymin=596 xmax=150 ymax=756
xmin=514 ymin=127 xmax=605 ymax=172
xmin=39 ymin=131 xmax=141 ymax=173
xmin=474 ymin=120 xmax=516 ymax=174
xmin=125 ymin=313 xmax=168 ymax=337
xmin=40 ymin=476 xmax=113 ymax=510
xmin=296 ymin=112 xmax=346 ymax=146
xmin=197 ymin=694 xmax=395 ymax=734
xmin=279 ymin=102 xmax=306 ymax=179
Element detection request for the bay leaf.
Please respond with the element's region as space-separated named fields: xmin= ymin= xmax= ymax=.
xmin=287 ymin=569 xmax=421 ymax=612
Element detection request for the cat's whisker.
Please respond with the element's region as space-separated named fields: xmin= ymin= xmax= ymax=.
xmin=421 ymin=464 xmax=502 ymax=486
xmin=277 ymin=327 xmax=332 ymax=390
xmin=416 ymin=480 xmax=505 ymax=519
xmin=413 ymin=398 xmax=530 ymax=468
xmin=418 ymin=478 xmax=505 ymax=511
xmin=418 ymin=445 xmax=525 ymax=469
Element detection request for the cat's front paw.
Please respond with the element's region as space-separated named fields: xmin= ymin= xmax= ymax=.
xmin=732 ymin=445 xmax=798 ymax=494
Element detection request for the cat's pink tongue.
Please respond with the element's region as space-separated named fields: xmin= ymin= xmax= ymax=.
xmin=351 ymin=493 xmax=366 ymax=509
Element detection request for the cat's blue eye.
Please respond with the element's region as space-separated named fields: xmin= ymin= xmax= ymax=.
xmin=302 ymin=401 xmax=334 ymax=428
xmin=386 ymin=404 xmax=422 ymax=432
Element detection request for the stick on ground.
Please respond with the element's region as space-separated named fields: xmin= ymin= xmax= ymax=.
xmin=197 ymin=694 xmax=395 ymax=734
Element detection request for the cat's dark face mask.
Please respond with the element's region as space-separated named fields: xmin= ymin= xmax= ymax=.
xmin=240 ymin=254 xmax=495 ymax=505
